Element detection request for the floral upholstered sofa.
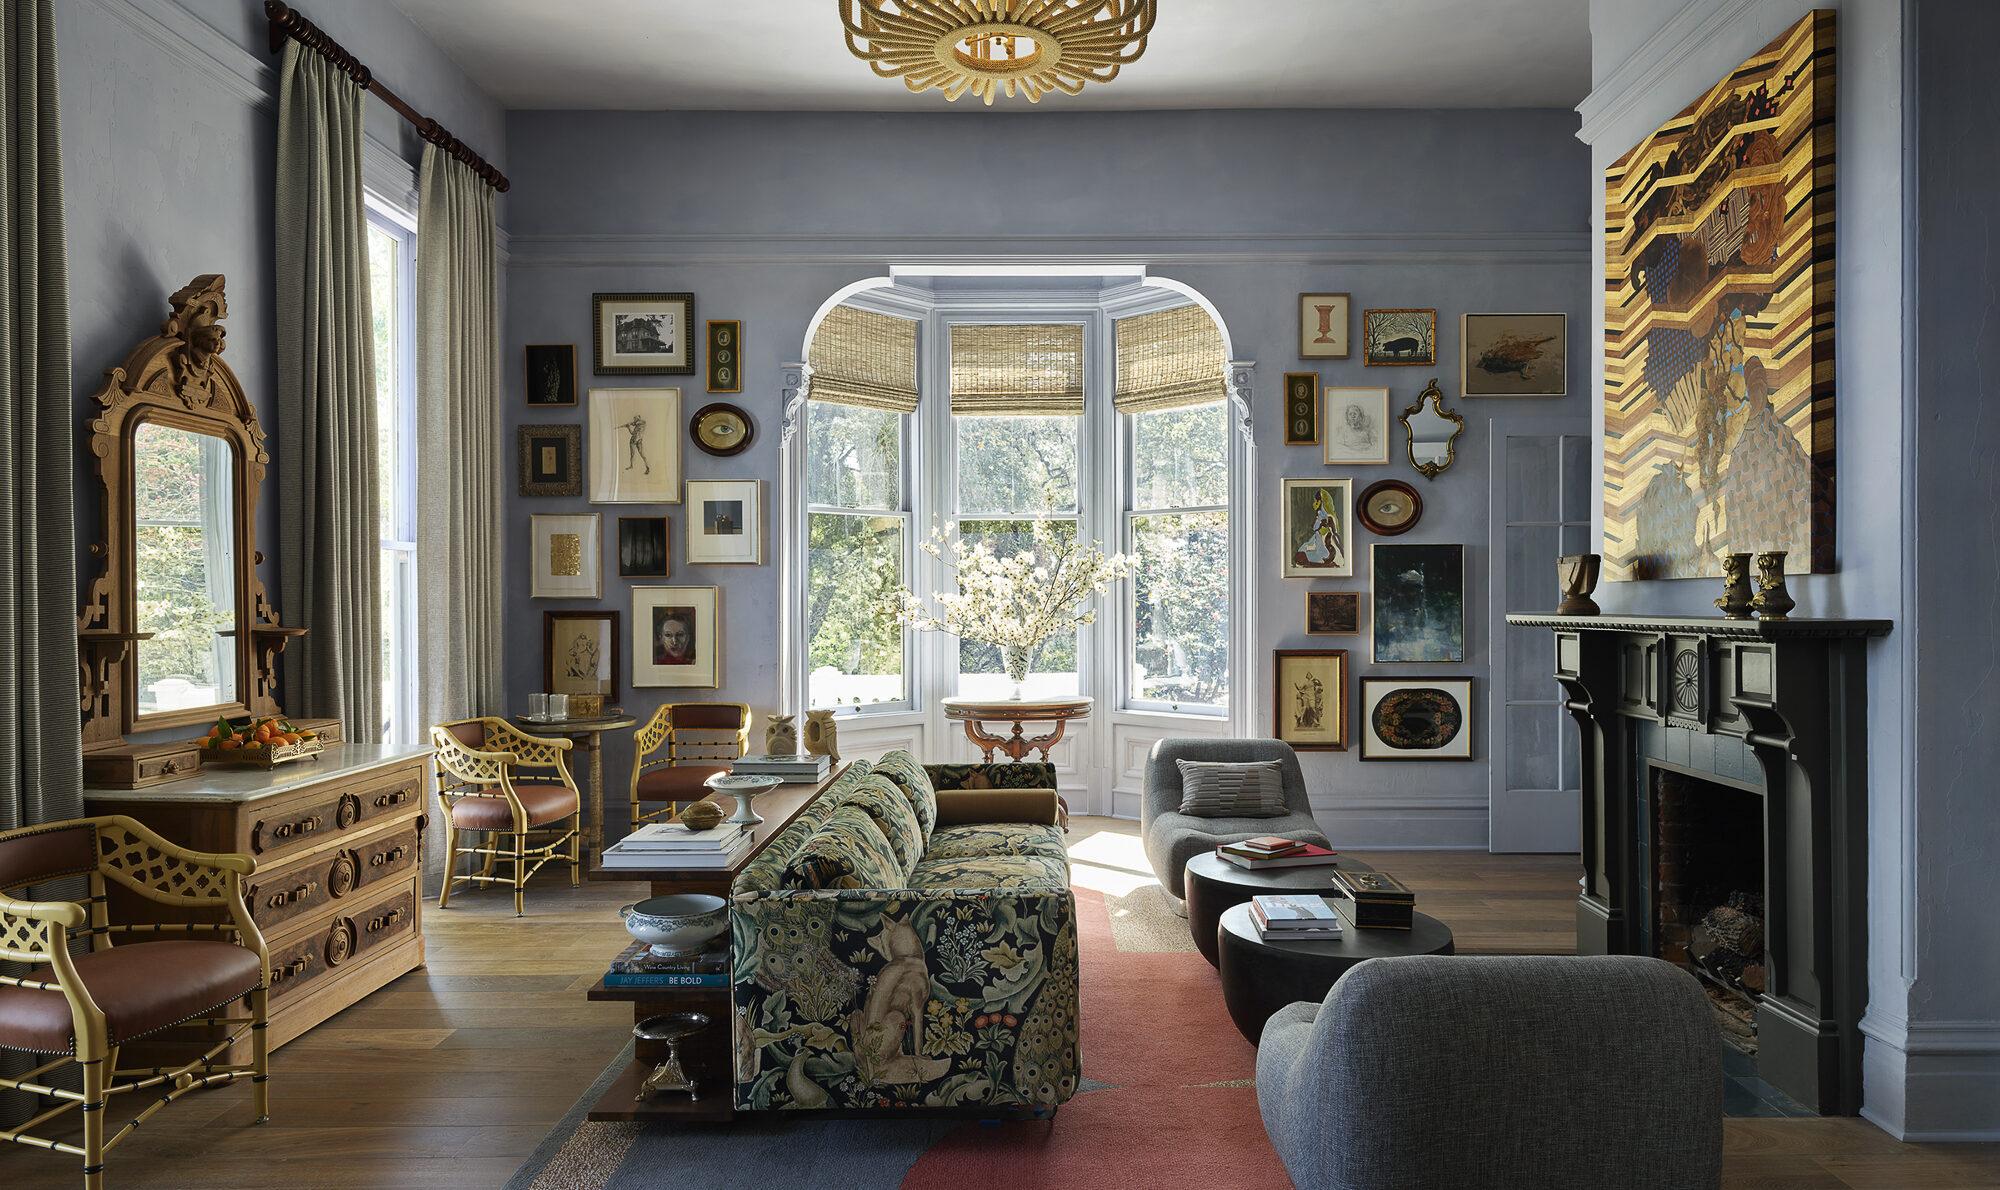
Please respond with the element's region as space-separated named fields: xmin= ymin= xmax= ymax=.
xmin=729 ymin=751 xmax=1078 ymax=1112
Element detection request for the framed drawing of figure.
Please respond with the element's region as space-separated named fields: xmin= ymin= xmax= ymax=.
xmin=1321 ymin=387 xmax=1391 ymax=465
xmin=1281 ymin=477 xmax=1353 ymax=578
xmin=589 ymin=388 xmax=681 ymax=503
xmin=1274 ymin=649 xmax=1348 ymax=751
xmin=631 ymin=586 xmax=719 ymax=688
xmin=543 ymin=611 xmax=617 ymax=698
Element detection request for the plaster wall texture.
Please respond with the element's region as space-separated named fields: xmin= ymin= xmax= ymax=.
xmin=502 ymin=107 xmax=1591 ymax=848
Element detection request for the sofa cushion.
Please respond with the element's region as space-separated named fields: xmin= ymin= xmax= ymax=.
xmin=906 ymin=852 xmax=1070 ymax=893
xmin=783 ymin=803 xmax=904 ymax=891
xmin=843 ymin=774 xmax=925 ymax=874
xmin=1175 ymin=758 xmax=1287 ymax=818
xmin=925 ymin=821 xmax=1069 ymax=863
xmin=870 ymin=749 xmax=938 ymax=841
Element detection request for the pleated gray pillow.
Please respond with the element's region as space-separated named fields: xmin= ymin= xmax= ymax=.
xmin=1175 ymin=758 xmax=1287 ymax=817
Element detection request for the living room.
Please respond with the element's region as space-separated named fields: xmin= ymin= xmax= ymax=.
xmin=2 ymin=1 xmax=1996 ymax=1187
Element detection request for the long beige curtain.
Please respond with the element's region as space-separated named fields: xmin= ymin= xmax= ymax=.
xmin=273 ymin=41 xmax=382 ymax=734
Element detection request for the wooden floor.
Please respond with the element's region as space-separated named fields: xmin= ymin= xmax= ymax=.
xmin=2 ymin=820 xmax=1993 ymax=1189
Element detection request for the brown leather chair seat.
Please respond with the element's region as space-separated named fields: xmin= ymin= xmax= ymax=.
xmin=0 ymin=940 xmax=263 ymax=1054
xmin=634 ymin=764 xmax=729 ymax=802
xmin=449 ymin=783 xmax=579 ymax=830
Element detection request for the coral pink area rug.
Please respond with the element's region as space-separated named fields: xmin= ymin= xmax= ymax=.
xmin=506 ymin=886 xmax=1294 ymax=1190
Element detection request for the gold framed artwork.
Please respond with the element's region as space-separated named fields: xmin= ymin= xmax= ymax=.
xmin=1320 ymin=387 xmax=1391 ymax=465
xmin=631 ymin=586 xmax=719 ymax=689
xmin=1280 ymin=477 xmax=1353 ymax=579
xmin=1274 ymin=649 xmax=1348 ymax=751
xmin=544 ymin=610 xmax=617 ymax=698
xmin=1358 ymin=677 xmax=1475 ymax=761
xmin=684 ymin=479 xmax=762 ymax=565
xmin=589 ymin=388 xmax=681 ymax=503
xmin=517 ymin=424 xmax=581 ymax=497
xmin=1297 ymin=292 xmax=1350 ymax=359
xmin=1282 ymin=373 xmax=1319 ymax=446
xmin=1461 ymin=313 xmax=1567 ymax=397
xmin=1306 ymin=591 xmax=1359 ymax=635
xmin=1362 ymin=308 xmax=1437 ymax=366
xmin=524 ymin=343 xmax=576 ymax=406
xmin=592 ymin=292 xmax=694 ymax=375
xmin=706 ymin=320 xmax=742 ymax=393
xmin=529 ymin=514 xmax=601 ymax=600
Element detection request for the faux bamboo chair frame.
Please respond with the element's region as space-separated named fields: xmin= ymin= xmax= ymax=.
xmin=628 ymin=702 xmax=751 ymax=826
xmin=431 ymin=717 xmax=582 ymax=915
xmin=0 ymin=815 xmax=270 ymax=1190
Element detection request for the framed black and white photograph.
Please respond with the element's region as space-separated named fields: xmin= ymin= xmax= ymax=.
xmin=631 ymin=586 xmax=719 ymax=689
xmin=589 ymin=388 xmax=681 ymax=503
xmin=684 ymin=479 xmax=761 ymax=565
xmin=1371 ymin=542 xmax=1465 ymax=663
xmin=1297 ymin=292 xmax=1350 ymax=359
xmin=1461 ymin=312 xmax=1567 ymax=397
xmin=524 ymin=343 xmax=577 ymax=406
xmin=1306 ymin=591 xmax=1359 ymax=635
xmin=617 ymin=516 xmax=669 ymax=578
xmin=706 ymin=320 xmax=742 ymax=393
xmin=593 ymin=292 xmax=694 ymax=375
xmin=1320 ymin=387 xmax=1391 ymax=465
xmin=544 ymin=610 xmax=617 ymax=699
xmin=529 ymin=514 xmax=601 ymax=600
xmin=517 ymin=424 xmax=581 ymax=497
xmin=1281 ymin=477 xmax=1353 ymax=579
xmin=1359 ymin=677 xmax=1475 ymax=761
xmin=1362 ymin=308 xmax=1437 ymax=367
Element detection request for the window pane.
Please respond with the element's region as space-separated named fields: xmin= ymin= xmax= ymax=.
xmin=1132 ymin=402 xmax=1226 ymax=510
xmin=1131 ymin=510 xmax=1229 ymax=709
xmin=368 ymin=224 xmax=398 ymax=544
xmin=807 ymin=402 xmax=899 ymax=510
xmin=808 ymin=512 xmax=906 ymax=707
xmin=953 ymin=518 xmax=1080 ymax=698
xmin=955 ymin=415 xmax=1078 ymax=514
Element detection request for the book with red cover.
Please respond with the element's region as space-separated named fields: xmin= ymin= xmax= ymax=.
xmin=1218 ymin=843 xmax=1340 ymax=870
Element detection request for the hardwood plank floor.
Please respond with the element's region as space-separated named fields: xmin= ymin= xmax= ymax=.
xmin=1 ymin=818 xmax=1991 ymax=1189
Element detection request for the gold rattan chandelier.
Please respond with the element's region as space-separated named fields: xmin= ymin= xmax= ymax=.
xmin=839 ymin=0 xmax=1156 ymax=105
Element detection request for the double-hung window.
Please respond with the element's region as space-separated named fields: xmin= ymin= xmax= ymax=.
xmin=366 ymin=201 xmax=420 ymax=744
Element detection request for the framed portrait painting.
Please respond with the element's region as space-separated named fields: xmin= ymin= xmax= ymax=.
xmin=684 ymin=479 xmax=762 ymax=565
xmin=1298 ymin=293 xmax=1350 ymax=359
xmin=589 ymin=388 xmax=681 ymax=503
xmin=1362 ymin=308 xmax=1437 ymax=366
xmin=544 ymin=611 xmax=617 ymax=698
xmin=1371 ymin=542 xmax=1465 ymax=663
xmin=1462 ymin=313 xmax=1567 ymax=397
xmin=1280 ymin=477 xmax=1353 ymax=579
xmin=529 ymin=514 xmax=601 ymax=600
xmin=593 ymin=292 xmax=694 ymax=375
xmin=1282 ymin=373 xmax=1319 ymax=447
xmin=631 ymin=586 xmax=719 ymax=689
xmin=1359 ymin=678 xmax=1475 ymax=761
xmin=617 ymin=516 xmax=669 ymax=578
xmin=524 ymin=343 xmax=576 ymax=406
xmin=517 ymin=424 xmax=581 ymax=497
xmin=1274 ymin=649 xmax=1348 ymax=751
xmin=1320 ymin=387 xmax=1391 ymax=465
xmin=1306 ymin=591 xmax=1359 ymax=635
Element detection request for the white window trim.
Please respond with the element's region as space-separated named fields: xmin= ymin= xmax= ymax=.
xmin=365 ymin=192 xmax=420 ymax=746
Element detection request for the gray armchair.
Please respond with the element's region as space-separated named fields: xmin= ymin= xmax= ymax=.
xmin=1256 ymin=954 xmax=1723 ymax=1190
xmin=1141 ymin=738 xmax=1331 ymax=903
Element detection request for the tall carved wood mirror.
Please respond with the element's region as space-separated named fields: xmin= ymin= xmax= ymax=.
xmin=79 ymin=275 xmax=293 ymax=749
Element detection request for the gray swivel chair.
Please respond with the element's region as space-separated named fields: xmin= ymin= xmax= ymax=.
xmin=1256 ymin=954 xmax=1724 ymax=1190
xmin=1141 ymin=738 xmax=1331 ymax=908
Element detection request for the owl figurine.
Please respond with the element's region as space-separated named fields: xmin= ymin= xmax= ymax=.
xmin=765 ymin=713 xmax=798 ymax=756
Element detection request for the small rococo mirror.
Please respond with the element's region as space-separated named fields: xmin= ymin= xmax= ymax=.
xmin=1400 ymin=378 xmax=1465 ymax=480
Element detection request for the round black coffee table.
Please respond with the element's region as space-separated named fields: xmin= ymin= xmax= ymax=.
xmin=1183 ymin=850 xmax=1375 ymax=968
xmin=1216 ymin=900 xmax=1454 ymax=1043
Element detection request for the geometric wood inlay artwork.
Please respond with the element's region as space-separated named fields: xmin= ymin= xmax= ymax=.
xmin=1603 ymin=9 xmax=1835 ymax=581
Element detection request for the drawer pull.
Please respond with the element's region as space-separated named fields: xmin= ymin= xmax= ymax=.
xmin=273 ymin=816 xmax=322 ymax=841
xmin=366 ymin=908 xmax=406 ymax=934
xmin=369 ymin=846 xmax=408 ymax=868
xmin=271 ymin=957 xmax=309 ymax=984
xmin=266 ymin=881 xmax=319 ymax=910
xmin=374 ymin=790 xmax=412 ymax=809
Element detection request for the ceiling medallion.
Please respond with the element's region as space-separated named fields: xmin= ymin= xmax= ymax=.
xmin=839 ymin=0 xmax=1156 ymax=106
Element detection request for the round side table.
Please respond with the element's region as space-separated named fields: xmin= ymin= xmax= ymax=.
xmin=1183 ymin=850 xmax=1374 ymax=968
xmin=1216 ymin=901 xmax=1454 ymax=1044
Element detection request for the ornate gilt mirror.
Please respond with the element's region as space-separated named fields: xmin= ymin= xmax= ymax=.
xmin=1399 ymin=378 xmax=1465 ymax=480
xmin=79 ymin=275 xmax=292 ymax=748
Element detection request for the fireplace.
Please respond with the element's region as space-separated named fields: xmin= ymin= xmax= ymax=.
xmin=1504 ymin=612 xmax=1891 ymax=1115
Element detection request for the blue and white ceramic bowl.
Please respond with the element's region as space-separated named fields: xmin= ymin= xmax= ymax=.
xmin=619 ymin=893 xmax=728 ymax=958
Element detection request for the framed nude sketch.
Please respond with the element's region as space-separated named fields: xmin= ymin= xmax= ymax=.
xmin=589 ymin=388 xmax=681 ymax=504
xmin=544 ymin=611 xmax=617 ymax=698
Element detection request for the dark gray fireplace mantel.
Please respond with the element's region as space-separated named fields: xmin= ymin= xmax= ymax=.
xmin=1504 ymin=612 xmax=1891 ymax=1115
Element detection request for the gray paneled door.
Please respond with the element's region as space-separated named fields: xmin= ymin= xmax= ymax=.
xmin=1488 ymin=425 xmax=1590 ymax=853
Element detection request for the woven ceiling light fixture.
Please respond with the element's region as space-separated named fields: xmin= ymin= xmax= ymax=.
xmin=839 ymin=0 xmax=1156 ymax=105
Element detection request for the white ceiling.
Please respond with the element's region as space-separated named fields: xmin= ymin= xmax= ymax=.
xmin=386 ymin=0 xmax=1592 ymax=111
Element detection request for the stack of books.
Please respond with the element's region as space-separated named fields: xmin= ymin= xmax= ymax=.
xmin=599 ymin=821 xmax=754 ymax=870
xmin=1249 ymin=893 xmax=1344 ymax=941
xmin=1217 ymin=836 xmax=1340 ymax=871
xmin=732 ymin=753 xmax=831 ymax=783
xmin=604 ymin=941 xmax=729 ymax=988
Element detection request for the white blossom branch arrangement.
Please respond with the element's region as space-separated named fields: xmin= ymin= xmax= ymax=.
xmin=878 ymin=519 xmax=1137 ymax=652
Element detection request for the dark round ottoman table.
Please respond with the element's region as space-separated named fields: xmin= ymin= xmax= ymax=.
xmin=1216 ymin=900 xmax=1455 ymax=1043
xmin=1183 ymin=850 xmax=1375 ymax=968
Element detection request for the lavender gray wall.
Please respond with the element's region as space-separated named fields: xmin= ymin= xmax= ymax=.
xmin=502 ymin=107 xmax=1592 ymax=848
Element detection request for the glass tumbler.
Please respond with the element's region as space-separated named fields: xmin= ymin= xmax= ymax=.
xmin=528 ymin=692 xmax=549 ymax=720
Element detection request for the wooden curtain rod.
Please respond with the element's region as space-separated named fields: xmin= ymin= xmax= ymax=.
xmin=265 ymin=1 xmax=510 ymax=193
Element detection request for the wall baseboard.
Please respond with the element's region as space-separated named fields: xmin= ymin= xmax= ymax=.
xmin=1860 ymin=1012 xmax=2000 ymax=1139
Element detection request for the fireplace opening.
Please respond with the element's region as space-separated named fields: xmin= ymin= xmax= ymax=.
xmin=1652 ymin=767 xmax=1765 ymax=1053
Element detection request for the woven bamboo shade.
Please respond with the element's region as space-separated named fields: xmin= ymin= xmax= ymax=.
xmin=1114 ymin=305 xmax=1228 ymax=414
xmin=949 ymin=323 xmax=1086 ymax=417
xmin=807 ymin=305 xmax=921 ymax=413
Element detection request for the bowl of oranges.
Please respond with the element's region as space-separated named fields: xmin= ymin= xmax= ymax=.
xmin=199 ymin=717 xmax=324 ymax=769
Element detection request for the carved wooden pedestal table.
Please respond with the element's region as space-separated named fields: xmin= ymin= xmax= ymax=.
xmin=941 ymin=695 xmax=1093 ymax=762
xmin=512 ymin=714 xmax=637 ymax=858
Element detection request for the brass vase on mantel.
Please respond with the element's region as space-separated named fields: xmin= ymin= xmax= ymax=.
xmin=1714 ymin=553 xmax=1755 ymax=619
xmin=1751 ymin=550 xmax=1796 ymax=620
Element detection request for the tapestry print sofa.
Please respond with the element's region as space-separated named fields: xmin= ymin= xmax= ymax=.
xmin=729 ymin=752 xmax=1079 ymax=1112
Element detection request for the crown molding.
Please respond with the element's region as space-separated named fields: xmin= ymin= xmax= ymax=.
xmin=1575 ymin=0 xmax=1765 ymax=146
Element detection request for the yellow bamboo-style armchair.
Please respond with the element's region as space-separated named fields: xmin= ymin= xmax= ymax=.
xmin=628 ymin=702 xmax=751 ymax=826
xmin=0 ymin=815 xmax=270 ymax=1190
xmin=431 ymin=717 xmax=582 ymax=915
